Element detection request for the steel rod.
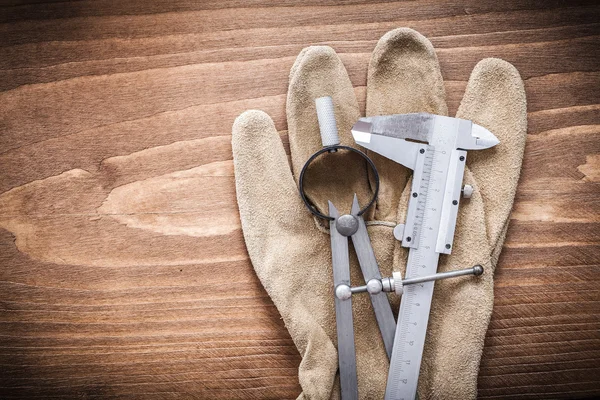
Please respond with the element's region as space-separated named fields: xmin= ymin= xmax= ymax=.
xmin=349 ymin=265 xmax=483 ymax=295
xmin=402 ymin=265 xmax=483 ymax=286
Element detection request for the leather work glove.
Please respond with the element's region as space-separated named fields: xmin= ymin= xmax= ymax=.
xmin=232 ymin=28 xmax=526 ymax=399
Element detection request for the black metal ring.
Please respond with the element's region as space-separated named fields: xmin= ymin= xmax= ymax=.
xmin=298 ymin=145 xmax=379 ymax=220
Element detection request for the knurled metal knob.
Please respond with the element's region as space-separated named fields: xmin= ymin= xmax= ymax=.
xmin=315 ymin=96 xmax=340 ymax=147
xmin=392 ymin=271 xmax=403 ymax=296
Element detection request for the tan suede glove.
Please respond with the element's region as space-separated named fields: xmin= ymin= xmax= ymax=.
xmin=232 ymin=28 xmax=526 ymax=399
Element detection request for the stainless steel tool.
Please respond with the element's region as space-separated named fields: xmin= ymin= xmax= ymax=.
xmin=351 ymin=113 xmax=499 ymax=400
xmin=298 ymin=98 xmax=495 ymax=400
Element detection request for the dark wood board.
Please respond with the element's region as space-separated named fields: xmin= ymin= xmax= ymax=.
xmin=0 ymin=1 xmax=599 ymax=398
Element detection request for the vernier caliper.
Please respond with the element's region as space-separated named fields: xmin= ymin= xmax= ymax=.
xmin=351 ymin=113 xmax=499 ymax=399
xmin=299 ymin=97 xmax=496 ymax=399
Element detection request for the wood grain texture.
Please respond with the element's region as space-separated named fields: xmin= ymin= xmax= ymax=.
xmin=0 ymin=1 xmax=599 ymax=398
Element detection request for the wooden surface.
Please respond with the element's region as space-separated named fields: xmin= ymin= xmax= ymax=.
xmin=1 ymin=1 xmax=599 ymax=398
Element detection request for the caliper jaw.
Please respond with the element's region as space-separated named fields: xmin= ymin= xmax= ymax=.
xmin=352 ymin=113 xmax=499 ymax=154
xmin=352 ymin=120 xmax=419 ymax=170
xmin=459 ymin=121 xmax=500 ymax=150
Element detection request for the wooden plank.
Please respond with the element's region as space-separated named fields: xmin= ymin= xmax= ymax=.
xmin=0 ymin=1 xmax=599 ymax=399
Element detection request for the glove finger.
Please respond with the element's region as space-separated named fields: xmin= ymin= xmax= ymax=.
xmin=455 ymin=58 xmax=527 ymax=250
xmin=287 ymin=46 xmax=371 ymax=216
xmin=366 ymin=28 xmax=448 ymax=222
xmin=232 ymin=110 xmax=339 ymax=399
xmin=232 ymin=110 xmax=315 ymax=233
